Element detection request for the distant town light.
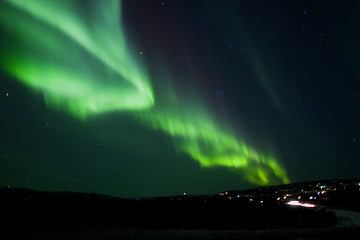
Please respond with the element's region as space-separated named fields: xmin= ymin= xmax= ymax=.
xmin=287 ymin=201 xmax=301 ymax=206
xmin=302 ymin=203 xmax=316 ymax=208
xmin=287 ymin=200 xmax=315 ymax=208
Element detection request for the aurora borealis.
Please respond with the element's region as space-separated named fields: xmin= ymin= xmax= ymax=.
xmin=1 ymin=0 xmax=154 ymax=118
xmin=1 ymin=0 xmax=359 ymax=198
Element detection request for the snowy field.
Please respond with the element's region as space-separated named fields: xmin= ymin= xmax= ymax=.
xmin=330 ymin=209 xmax=360 ymax=227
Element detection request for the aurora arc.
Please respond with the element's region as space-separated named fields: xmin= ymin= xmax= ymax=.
xmin=0 ymin=0 xmax=154 ymax=118
xmin=0 ymin=0 xmax=289 ymax=185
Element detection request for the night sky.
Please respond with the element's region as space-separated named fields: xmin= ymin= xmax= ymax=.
xmin=1 ymin=0 xmax=359 ymax=198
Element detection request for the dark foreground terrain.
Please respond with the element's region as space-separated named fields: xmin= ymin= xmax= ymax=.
xmin=1 ymin=179 xmax=360 ymax=239
xmin=2 ymin=227 xmax=360 ymax=240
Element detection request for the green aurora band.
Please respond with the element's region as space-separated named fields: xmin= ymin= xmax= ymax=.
xmin=1 ymin=0 xmax=154 ymax=118
xmin=0 ymin=0 xmax=289 ymax=186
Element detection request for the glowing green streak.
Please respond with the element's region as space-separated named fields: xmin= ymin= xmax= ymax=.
xmin=137 ymin=106 xmax=289 ymax=185
xmin=1 ymin=0 xmax=153 ymax=118
xmin=0 ymin=0 xmax=289 ymax=186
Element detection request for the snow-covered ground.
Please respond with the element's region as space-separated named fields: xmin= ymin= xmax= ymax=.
xmin=330 ymin=209 xmax=360 ymax=227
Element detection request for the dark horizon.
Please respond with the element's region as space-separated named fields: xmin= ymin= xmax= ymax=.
xmin=2 ymin=178 xmax=360 ymax=233
xmin=2 ymin=177 xmax=360 ymax=200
